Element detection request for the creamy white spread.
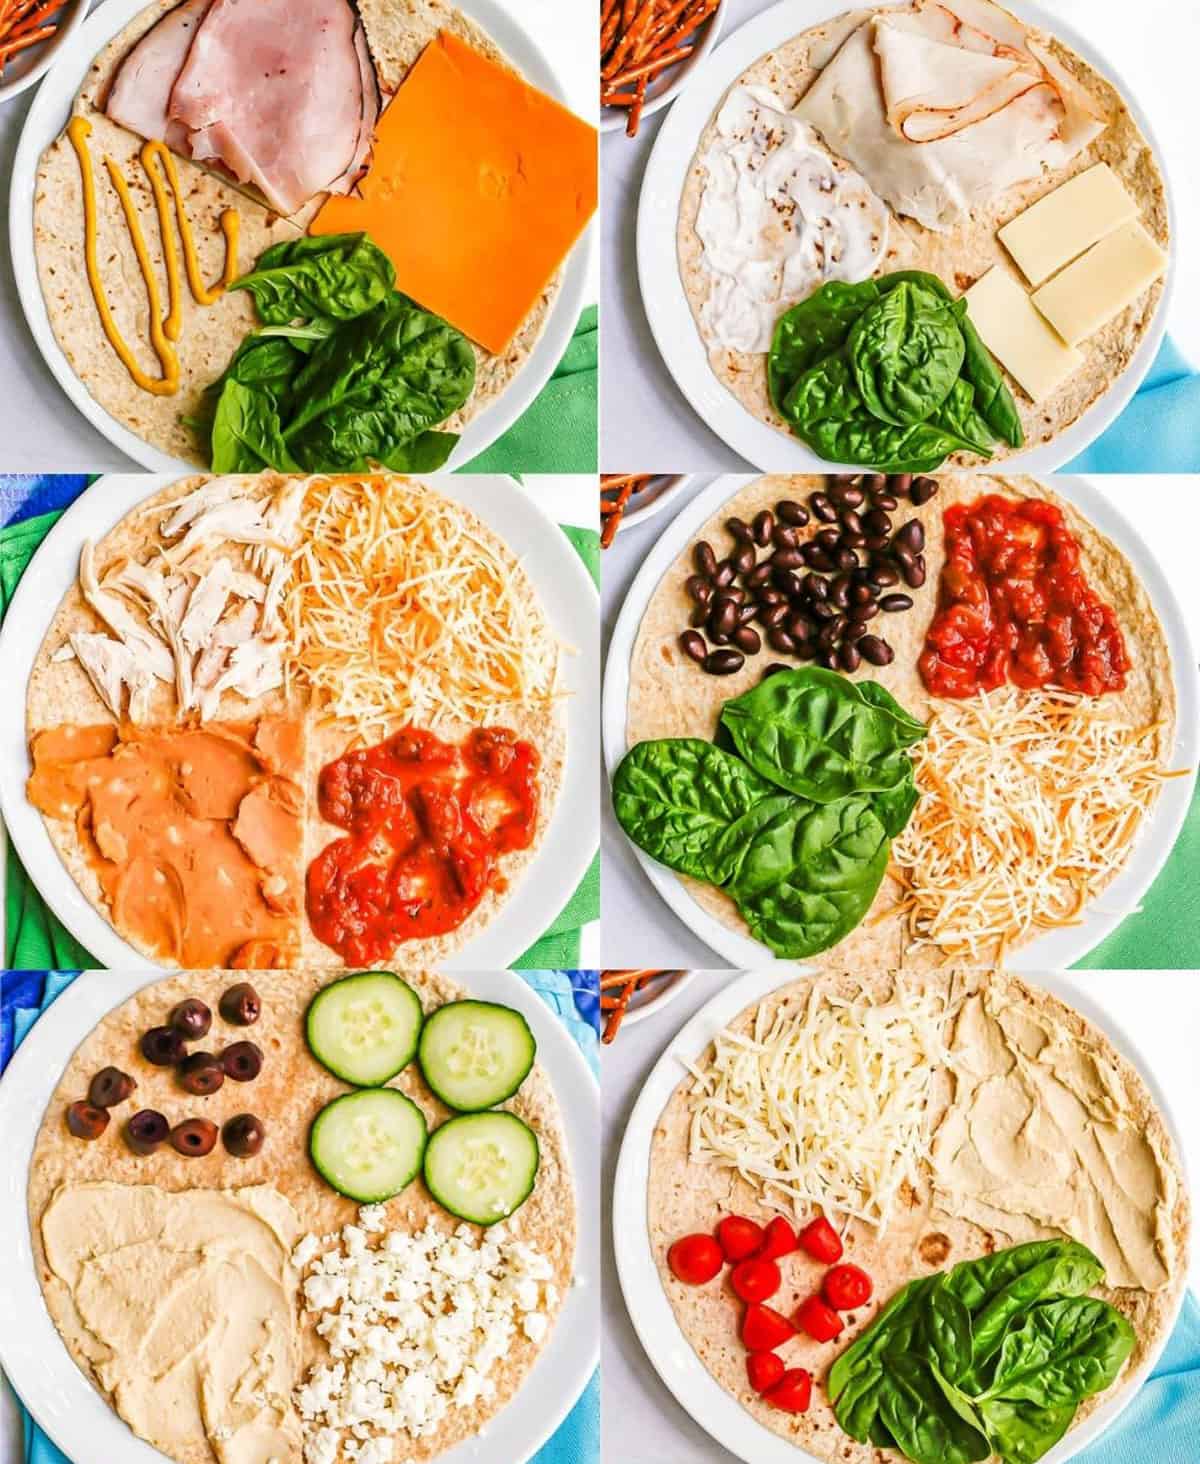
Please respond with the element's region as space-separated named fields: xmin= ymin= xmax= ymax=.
xmin=694 ymin=84 xmax=889 ymax=353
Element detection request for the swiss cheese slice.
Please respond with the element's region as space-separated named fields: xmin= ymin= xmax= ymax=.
xmin=312 ymin=31 xmax=598 ymax=354
xmin=998 ymin=163 xmax=1140 ymax=286
xmin=964 ymin=267 xmax=1082 ymax=402
xmin=1031 ymin=222 xmax=1168 ymax=347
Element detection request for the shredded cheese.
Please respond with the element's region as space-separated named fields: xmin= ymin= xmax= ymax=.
xmin=684 ymin=981 xmax=949 ymax=1230
xmin=890 ymin=687 xmax=1181 ymax=962
xmin=283 ymin=478 xmax=562 ymax=739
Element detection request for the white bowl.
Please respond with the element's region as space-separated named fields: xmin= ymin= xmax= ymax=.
xmin=601 ymin=0 xmax=726 ymax=134
xmin=610 ymin=472 xmax=693 ymax=537
xmin=0 ymin=0 xmax=90 ymax=104
xmin=614 ymin=968 xmax=698 ymax=1029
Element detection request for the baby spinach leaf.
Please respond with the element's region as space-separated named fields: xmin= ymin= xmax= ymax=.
xmin=230 ymin=232 xmax=396 ymax=324
xmin=877 ymin=1356 xmax=991 ymax=1464
xmin=871 ymin=765 xmax=919 ymax=837
xmin=977 ymin=1297 xmax=1135 ymax=1410
xmin=831 ymin=1278 xmax=936 ymax=1443
xmin=768 ymin=278 xmax=881 ymax=413
xmin=923 ymin=1278 xmax=975 ymax=1387
xmin=209 ymin=379 xmax=300 ymax=473
xmin=854 ymin=682 xmax=930 ymax=747
xmin=973 ymin=1398 xmax=1076 ymax=1464
xmin=931 ymin=378 xmax=996 ymax=457
xmin=720 ymin=667 xmax=923 ymax=803
xmin=381 ymin=430 xmax=460 ymax=471
xmin=848 ymin=283 xmax=965 ymax=426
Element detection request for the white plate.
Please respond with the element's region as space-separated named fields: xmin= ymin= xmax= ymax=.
xmin=614 ymin=473 xmax=694 ymax=536
xmin=612 ymin=968 xmax=698 ymax=1029
xmin=636 ymin=0 xmax=1174 ymax=473
xmin=602 ymin=472 xmax=1200 ymax=969
xmin=0 ymin=966 xmax=600 ymax=1464
xmin=0 ymin=473 xmax=600 ymax=971
xmin=8 ymin=0 xmax=594 ymax=473
xmin=601 ymin=1 xmax=725 ymax=134
xmin=0 ymin=0 xmax=92 ymax=105
xmin=612 ymin=965 xmax=1190 ymax=1464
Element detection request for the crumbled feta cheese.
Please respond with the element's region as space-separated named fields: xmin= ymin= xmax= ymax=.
xmin=304 ymin=1427 xmax=341 ymax=1464
xmin=359 ymin=1204 xmax=388 ymax=1234
xmin=292 ymin=1234 xmax=320 ymax=1270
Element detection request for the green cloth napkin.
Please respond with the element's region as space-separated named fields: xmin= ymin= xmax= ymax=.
xmin=0 ymin=509 xmax=600 ymax=970
xmin=463 ymin=307 xmax=597 ymax=474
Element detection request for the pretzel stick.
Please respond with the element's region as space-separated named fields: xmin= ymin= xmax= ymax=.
xmin=608 ymin=44 xmax=693 ymax=90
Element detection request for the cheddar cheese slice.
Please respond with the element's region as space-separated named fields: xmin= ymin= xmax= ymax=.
xmin=312 ymin=31 xmax=598 ymax=355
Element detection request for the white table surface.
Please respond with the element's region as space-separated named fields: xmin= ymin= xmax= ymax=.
xmin=600 ymin=0 xmax=1200 ymax=472
xmin=602 ymin=474 xmax=1200 ymax=968
xmin=601 ymin=967 xmax=1200 ymax=1464
xmin=0 ymin=0 xmax=599 ymax=472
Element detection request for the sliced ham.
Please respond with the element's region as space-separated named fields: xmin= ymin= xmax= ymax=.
xmin=104 ymin=0 xmax=212 ymax=154
xmin=326 ymin=18 xmax=380 ymax=197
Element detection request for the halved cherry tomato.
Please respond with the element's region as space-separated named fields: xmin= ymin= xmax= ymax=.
xmin=763 ymin=1367 xmax=812 ymax=1414
xmin=798 ymin=1216 xmax=843 ymax=1264
xmin=746 ymin=1351 xmax=785 ymax=1395
xmin=794 ymin=1294 xmax=844 ymax=1343
xmin=758 ymin=1216 xmax=797 ymax=1261
xmin=824 ymin=1263 xmax=873 ymax=1311
xmin=741 ymin=1302 xmax=795 ymax=1351
xmin=731 ymin=1258 xmax=781 ymax=1304
xmin=717 ymin=1215 xmax=765 ymax=1262
xmin=667 ymin=1234 xmax=723 ymax=1285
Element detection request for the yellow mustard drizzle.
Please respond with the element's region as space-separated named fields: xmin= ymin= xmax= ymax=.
xmin=66 ymin=115 xmax=241 ymax=396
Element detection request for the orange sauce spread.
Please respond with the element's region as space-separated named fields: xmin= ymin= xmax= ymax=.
xmin=307 ymin=726 xmax=539 ymax=965
xmin=27 ymin=718 xmax=303 ymax=967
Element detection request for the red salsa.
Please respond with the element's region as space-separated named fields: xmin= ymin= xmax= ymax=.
xmin=918 ymin=496 xmax=1129 ymax=699
xmin=307 ymin=726 xmax=539 ymax=964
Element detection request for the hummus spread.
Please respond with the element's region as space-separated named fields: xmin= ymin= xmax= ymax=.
xmin=27 ymin=718 xmax=303 ymax=967
xmin=40 ymin=1181 xmax=304 ymax=1464
xmin=931 ymin=985 xmax=1176 ymax=1290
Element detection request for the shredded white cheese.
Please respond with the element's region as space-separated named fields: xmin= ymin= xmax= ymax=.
xmin=890 ymin=687 xmax=1181 ymax=962
xmin=685 ymin=981 xmax=949 ymax=1230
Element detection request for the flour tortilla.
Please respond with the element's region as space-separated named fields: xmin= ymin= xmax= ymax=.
xmin=25 ymin=473 xmax=567 ymax=969
xmin=648 ymin=968 xmax=1190 ymax=1461
xmin=625 ymin=473 xmax=1177 ymax=967
xmin=29 ymin=967 xmax=576 ymax=1464
xmin=34 ymin=0 xmax=563 ymax=466
xmin=677 ymin=7 xmax=1169 ymax=462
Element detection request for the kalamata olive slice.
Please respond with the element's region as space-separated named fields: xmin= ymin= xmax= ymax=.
xmin=223 ymin=1113 xmax=266 ymax=1158
xmin=88 ymin=1066 xmax=136 ymax=1108
xmin=66 ymin=1100 xmax=109 ymax=1141
xmin=219 ymin=983 xmax=261 ymax=1027
xmin=141 ymin=1026 xmax=186 ymax=1066
xmin=125 ymin=1109 xmax=169 ymax=1155
xmin=180 ymin=1052 xmax=225 ymax=1096
xmin=170 ymin=998 xmax=212 ymax=1040
xmin=704 ymin=649 xmax=744 ymax=675
xmin=171 ymin=1117 xmax=219 ymax=1157
xmin=775 ymin=500 xmax=809 ymax=527
xmin=858 ymin=635 xmax=895 ymax=666
xmin=680 ymin=631 xmax=707 ymax=664
xmin=880 ymin=593 xmax=914 ymax=612
xmin=910 ymin=476 xmax=939 ymax=505
xmin=222 ymin=1041 xmax=264 ymax=1082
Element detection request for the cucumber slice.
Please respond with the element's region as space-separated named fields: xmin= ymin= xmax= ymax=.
xmin=417 ymin=1000 xmax=536 ymax=1111
xmin=306 ymin=972 xmax=424 ymax=1086
xmin=423 ymin=1112 xmax=540 ymax=1225
xmin=309 ymin=1089 xmax=428 ymax=1203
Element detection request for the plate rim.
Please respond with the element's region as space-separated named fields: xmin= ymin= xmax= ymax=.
xmin=7 ymin=0 xmax=594 ymax=474
xmin=601 ymin=470 xmax=1200 ymax=970
xmin=0 ymin=471 xmax=600 ymax=971
xmin=0 ymin=964 xmax=600 ymax=1464
xmin=611 ymin=964 xmax=1191 ymax=1464
xmin=634 ymin=0 xmax=1175 ymax=474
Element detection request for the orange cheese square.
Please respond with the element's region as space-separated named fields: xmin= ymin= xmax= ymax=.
xmin=312 ymin=30 xmax=598 ymax=355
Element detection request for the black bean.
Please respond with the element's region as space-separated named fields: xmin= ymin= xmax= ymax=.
xmin=838 ymin=641 xmax=862 ymax=673
xmin=753 ymin=510 xmax=774 ymax=547
xmin=888 ymin=473 xmax=913 ymax=497
xmin=864 ymin=533 xmax=890 ymax=553
xmin=830 ymin=578 xmax=851 ymax=610
xmin=818 ymin=649 xmax=839 ymax=670
xmin=694 ymin=541 xmax=717 ymax=577
xmin=731 ymin=543 xmax=757 ymax=575
xmin=746 ymin=561 xmax=773 ymax=589
xmin=713 ymin=558 xmax=736 ymax=588
xmin=880 ymin=593 xmax=914 ymax=612
xmin=803 ymin=573 xmax=829 ymax=601
xmin=771 ymin=546 xmax=805 ymax=571
xmin=864 ymin=508 xmax=892 ymax=536
xmin=903 ymin=559 xmax=927 ymax=590
xmin=774 ymin=567 xmax=805 ymax=597
xmin=849 ymin=602 xmax=880 ymax=623
xmin=759 ymin=587 xmax=785 ymax=605
xmin=679 ymin=631 xmax=707 ymax=663
xmin=874 ymin=494 xmax=898 ymax=512
xmin=831 ymin=483 xmax=865 ymax=510
xmin=815 ymin=527 xmax=841 ymax=552
xmin=736 ymin=602 xmax=759 ymax=626
xmin=726 ymin=517 xmax=753 ymax=543
xmin=786 ymin=611 xmax=815 ymax=642
xmin=895 ymin=519 xmax=925 ymax=553
xmin=761 ymin=662 xmax=790 ymax=679
xmin=689 ymin=604 xmax=708 ymax=628
xmin=858 ymin=635 xmax=894 ymax=666
xmin=835 ymin=548 xmax=859 ymax=571
xmin=851 ymin=581 xmax=875 ymax=605
xmin=704 ymin=649 xmax=744 ymax=675
xmin=708 ymin=627 xmax=730 ymax=645
xmin=893 ymin=543 xmax=915 ymax=572
xmin=842 ymin=532 xmax=867 ymax=550
xmin=776 ymin=500 xmax=810 ymax=527
xmin=809 ymin=549 xmax=837 ymax=572
xmin=842 ymin=618 xmax=869 ymax=643
xmin=910 ymin=476 xmax=939 ymax=505
xmin=860 ymin=473 xmax=886 ymax=496
xmin=733 ymin=625 xmax=762 ymax=655
xmin=811 ymin=599 xmax=837 ymax=622
xmin=685 ymin=574 xmax=713 ymax=606
xmin=767 ymin=628 xmax=797 ymax=655
xmin=810 ymin=492 xmax=837 ymax=523
xmin=758 ymin=602 xmax=788 ymax=628
xmin=800 ymin=542 xmax=827 ymax=568
xmin=772 ymin=523 xmax=800 ymax=550
xmin=840 ymin=509 xmax=864 ymax=535
xmin=816 ymin=622 xmax=838 ymax=651
xmin=794 ymin=640 xmax=818 ymax=663
xmin=709 ymin=598 xmax=738 ymax=638
xmin=868 ymin=564 xmax=900 ymax=589
xmin=723 ymin=586 xmax=747 ymax=605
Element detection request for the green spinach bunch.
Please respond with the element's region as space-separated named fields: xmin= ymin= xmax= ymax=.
xmin=768 ymin=271 xmax=1024 ymax=472
xmin=828 ymin=1239 xmax=1135 ymax=1464
xmin=195 ymin=232 xmax=476 ymax=473
xmin=611 ymin=668 xmax=925 ymax=958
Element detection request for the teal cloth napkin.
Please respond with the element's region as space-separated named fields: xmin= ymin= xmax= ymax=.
xmin=1067 ymin=336 xmax=1200 ymax=472
xmin=7 ymin=969 xmax=599 ymax=1464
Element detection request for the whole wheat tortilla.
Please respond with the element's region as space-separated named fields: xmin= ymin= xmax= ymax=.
xmin=34 ymin=0 xmax=562 ymax=466
xmin=25 ymin=473 xmax=567 ymax=970
xmin=29 ymin=966 xmax=576 ymax=1464
xmin=624 ymin=473 xmax=1177 ymax=967
xmin=648 ymin=968 xmax=1190 ymax=1461
xmin=676 ymin=7 xmax=1169 ymax=462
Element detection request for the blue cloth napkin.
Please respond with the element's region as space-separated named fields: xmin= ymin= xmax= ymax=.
xmin=1066 ymin=336 xmax=1200 ymax=473
xmin=3 ymin=970 xmax=599 ymax=1464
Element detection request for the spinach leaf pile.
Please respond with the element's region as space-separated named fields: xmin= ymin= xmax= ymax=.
xmin=612 ymin=668 xmax=925 ymax=958
xmin=195 ymin=232 xmax=476 ymax=473
xmin=768 ymin=272 xmax=1024 ymax=472
xmin=829 ymin=1239 xmax=1135 ymax=1464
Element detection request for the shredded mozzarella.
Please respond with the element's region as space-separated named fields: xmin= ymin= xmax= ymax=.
xmin=685 ymin=980 xmax=949 ymax=1230
xmin=890 ymin=686 xmax=1181 ymax=961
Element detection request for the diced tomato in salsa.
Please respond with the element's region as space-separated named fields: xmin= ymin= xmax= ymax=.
xmin=918 ymin=496 xmax=1129 ymax=698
